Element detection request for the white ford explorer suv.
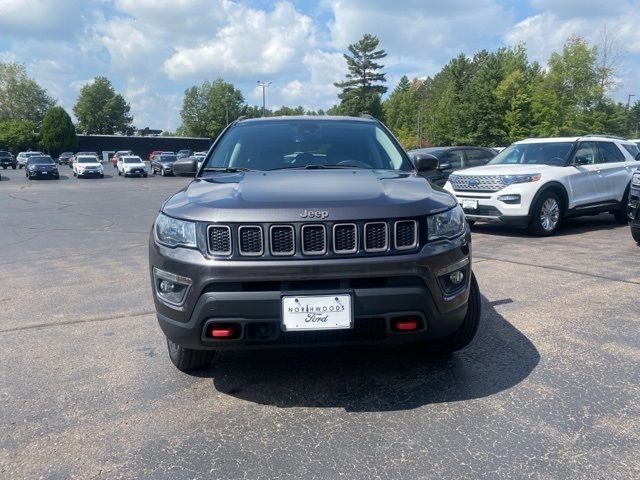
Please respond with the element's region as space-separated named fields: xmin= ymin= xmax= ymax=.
xmin=117 ymin=155 xmax=147 ymax=177
xmin=73 ymin=155 xmax=104 ymax=178
xmin=444 ymin=135 xmax=640 ymax=236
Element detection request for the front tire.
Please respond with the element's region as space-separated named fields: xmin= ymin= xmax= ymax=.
xmin=161 ymin=168 xmax=166 ymax=176
xmin=166 ymin=338 xmax=215 ymax=371
xmin=612 ymin=188 xmax=630 ymax=224
xmin=436 ymin=273 xmax=481 ymax=353
xmin=528 ymin=192 xmax=562 ymax=236
xmin=632 ymin=230 xmax=640 ymax=245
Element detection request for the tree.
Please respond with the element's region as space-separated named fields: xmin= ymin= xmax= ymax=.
xmin=272 ymin=105 xmax=305 ymax=116
xmin=334 ymin=33 xmax=387 ymax=118
xmin=0 ymin=62 xmax=55 ymax=126
xmin=179 ymin=78 xmax=244 ymax=137
xmin=0 ymin=119 xmax=37 ymax=153
xmin=39 ymin=106 xmax=77 ymax=156
xmin=73 ymin=77 xmax=133 ymax=134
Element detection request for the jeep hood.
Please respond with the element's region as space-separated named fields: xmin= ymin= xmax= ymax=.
xmin=162 ymin=169 xmax=456 ymax=222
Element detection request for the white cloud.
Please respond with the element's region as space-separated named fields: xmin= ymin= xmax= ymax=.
xmin=163 ymin=2 xmax=316 ymax=79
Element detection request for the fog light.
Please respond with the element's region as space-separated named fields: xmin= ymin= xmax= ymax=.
xmin=153 ymin=267 xmax=191 ymax=307
xmin=497 ymin=194 xmax=521 ymax=204
xmin=449 ymin=270 xmax=464 ymax=285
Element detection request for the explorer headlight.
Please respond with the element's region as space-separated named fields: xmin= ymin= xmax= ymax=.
xmin=427 ymin=205 xmax=465 ymax=240
xmin=500 ymin=174 xmax=541 ymax=185
xmin=155 ymin=213 xmax=197 ymax=248
xmin=632 ymin=173 xmax=640 ymax=187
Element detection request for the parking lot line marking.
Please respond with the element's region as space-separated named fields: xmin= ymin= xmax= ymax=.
xmin=475 ymin=256 xmax=640 ymax=286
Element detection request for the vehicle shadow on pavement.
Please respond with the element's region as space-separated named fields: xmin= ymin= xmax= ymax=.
xmin=203 ymin=295 xmax=540 ymax=412
xmin=472 ymin=214 xmax=626 ymax=238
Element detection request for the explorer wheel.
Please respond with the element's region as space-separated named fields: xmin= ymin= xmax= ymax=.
xmin=528 ymin=192 xmax=561 ymax=236
xmin=166 ymin=337 xmax=215 ymax=371
xmin=612 ymin=189 xmax=629 ymax=224
xmin=436 ymin=273 xmax=481 ymax=353
xmin=632 ymin=230 xmax=640 ymax=245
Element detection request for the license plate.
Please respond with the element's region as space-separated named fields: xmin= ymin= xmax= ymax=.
xmin=462 ymin=199 xmax=478 ymax=210
xmin=282 ymin=294 xmax=352 ymax=331
xmin=42 ymin=171 xmax=48 ymax=174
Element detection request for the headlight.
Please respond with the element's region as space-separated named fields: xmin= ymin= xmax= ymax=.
xmin=155 ymin=213 xmax=197 ymax=248
xmin=500 ymin=174 xmax=541 ymax=185
xmin=632 ymin=173 xmax=640 ymax=187
xmin=427 ymin=206 xmax=465 ymax=240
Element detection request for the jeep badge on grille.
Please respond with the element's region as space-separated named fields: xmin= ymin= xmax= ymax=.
xmin=300 ymin=210 xmax=329 ymax=219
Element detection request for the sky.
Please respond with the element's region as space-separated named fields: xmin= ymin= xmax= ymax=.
xmin=0 ymin=0 xmax=638 ymax=132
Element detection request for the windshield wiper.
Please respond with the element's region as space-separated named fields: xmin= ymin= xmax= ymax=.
xmin=202 ymin=167 xmax=254 ymax=173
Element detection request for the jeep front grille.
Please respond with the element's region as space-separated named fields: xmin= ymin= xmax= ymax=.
xmin=394 ymin=220 xmax=417 ymax=250
xmin=301 ymin=225 xmax=326 ymax=255
xmin=333 ymin=224 xmax=357 ymax=254
xmin=449 ymin=174 xmax=504 ymax=192
xmin=238 ymin=226 xmax=263 ymax=256
xmin=270 ymin=225 xmax=295 ymax=256
xmin=207 ymin=225 xmax=232 ymax=255
xmin=206 ymin=219 xmax=420 ymax=258
xmin=364 ymin=222 xmax=388 ymax=252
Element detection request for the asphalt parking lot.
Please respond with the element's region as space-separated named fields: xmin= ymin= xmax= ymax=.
xmin=1 ymin=165 xmax=639 ymax=479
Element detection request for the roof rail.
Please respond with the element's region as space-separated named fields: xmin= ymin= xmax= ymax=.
xmin=360 ymin=113 xmax=375 ymax=120
xmin=235 ymin=116 xmax=247 ymax=122
xmin=582 ymin=134 xmax=628 ymax=140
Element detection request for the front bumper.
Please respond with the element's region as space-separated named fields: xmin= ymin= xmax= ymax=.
xmin=149 ymin=230 xmax=473 ymax=350
xmin=444 ymin=182 xmax=536 ymax=226
xmin=0 ymin=160 xmax=16 ymax=167
xmin=78 ymin=170 xmax=103 ymax=177
xmin=124 ymin=168 xmax=147 ymax=176
xmin=29 ymin=170 xmax=59 ymax=178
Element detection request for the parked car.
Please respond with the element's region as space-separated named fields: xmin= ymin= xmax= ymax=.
xmin=112 ymin=150 xmax=133 ymax=168
xmin=117 ymin=155 xmax=147 ymax=177
xmin=444 ymin=135 xmax=640 ymax=236
xmin=0 ymin=150 xmax=16 ymax=169
xmin=150 ymin=115 xmax=480 ymax=371
xmin=69 ymin=152 xmax=99 ymax=169
xmin=73 ymin=155 xmax=104 ymax=178
xmin=57 ymin=152 xmax=73 ymax=165
xmin=629 ymin=168 xmax=640 ymax=244
xmin=148 ymin=150 xmax=163 ymax=162
xmin=25 ymin=155 xmax=59 ymax=180
xmin=629 ymin=139 xmax=640 ymax=149
xmin=17 ymin=151 xmax=43 ymax=169
xmin=177 ymin=149 xmax=193 ymax=159
xmin=407 ymin=146 xmax=497 ymax=187
xmin=150 ymin=153 xmax=177 ymax=176
xmin=102 ymin=151 xmax=115 ymax=164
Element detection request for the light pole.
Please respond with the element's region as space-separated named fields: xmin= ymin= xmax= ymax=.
xmin=257 ymin=81 xmax=271 ymax=117
xmin=626 ymin=94 xmax=635 ymax=134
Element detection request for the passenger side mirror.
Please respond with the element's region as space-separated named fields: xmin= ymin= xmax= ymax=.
xmin=412 ymin=153 xmax=439 ymax=172
xmin=437 ymin=161 xmax=452 ymax=171
xmin=573 ymin=157 xmax=589 ymax=166
xmin=173 ymin=158 xmax=198 ymax=177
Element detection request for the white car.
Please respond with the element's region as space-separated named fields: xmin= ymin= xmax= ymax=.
xmin=73 ymin=155 xmax=104 ymax=178
xmin=17 ymin=151 xmax=43 ymax=169
xmin=444 ymin=135 xmax=640 ymax=236
xmin=117 ymin=155 xmax=148 ymax=177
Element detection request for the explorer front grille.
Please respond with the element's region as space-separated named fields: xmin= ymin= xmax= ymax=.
xmin=449 ymin=175 xmax=505 ymax=192
xmin=206 ymin=219 xmax=421 ymax=258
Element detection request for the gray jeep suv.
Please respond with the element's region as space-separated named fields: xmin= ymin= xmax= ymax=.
xmin=149 ymin=116 xmax=481 ymax=371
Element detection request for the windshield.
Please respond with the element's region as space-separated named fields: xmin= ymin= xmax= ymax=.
xmin=29 ymin=156 xmax=54 ymax=165
xmin=160 ymin=155 xmax=177 ymax=162
xmin=205 ymin=120 xmax=411 ymax=172
xmin=124 ymin=157 xmax=142 ymax=163
xmin=78 ymin=157 xmax=97 ymax=163
xmin=25 ymin=152 xmax=43 ymax=157
xmin=489 ymin=142 xmax=574 ymax=166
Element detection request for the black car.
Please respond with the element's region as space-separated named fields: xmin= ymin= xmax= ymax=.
xmin=26 ymin=155 xmax=59 ymax=180
xmin=629 ymin=169 xmax=640 ymax=245
xmin=0 ymin=151 xmax=17 ymax=169
xmin=149 ymin=116 xmax=480 ymax=372
xmin=406 ymin=146 xmax=497 ymax=186
xmin=151 ymin=153 xmax=177 ymax=176
xmin=57 ymin=152 xmax=73 ymax=165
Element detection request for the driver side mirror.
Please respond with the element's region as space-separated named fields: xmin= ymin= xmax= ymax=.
xmin=412 ymin=153 xmax=439 ymax=172
xmin=573 ymin=156 xmax=589 ymax=166
xmin=437 ymin=161 xmax=452 ymax=171
xmin=173 ymin=158 xmax=198 ymax=177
